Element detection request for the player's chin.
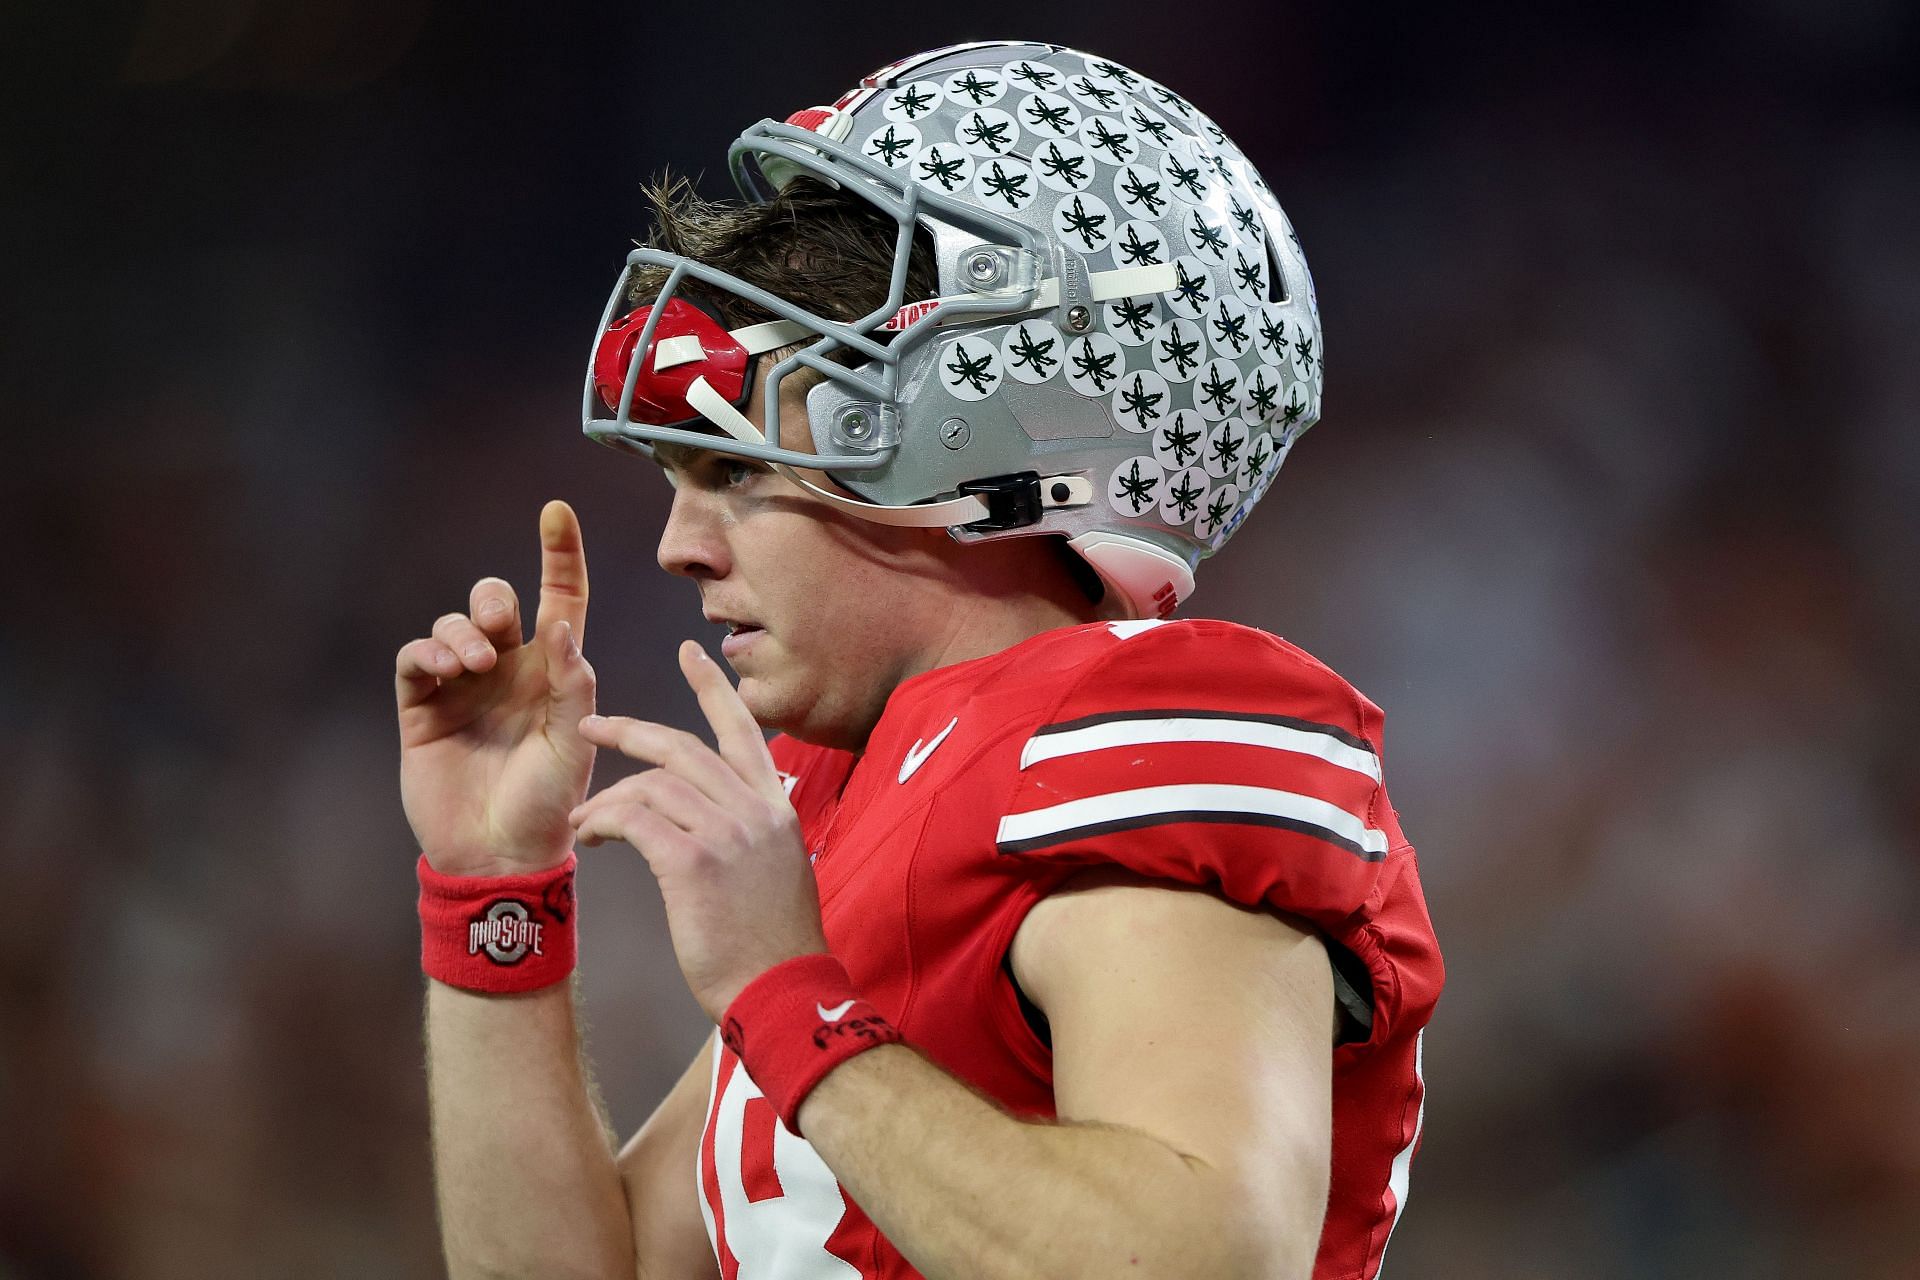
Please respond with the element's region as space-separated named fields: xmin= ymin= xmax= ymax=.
xmin=724 ymin=652 xmax=785 ymax=728
xmin=735 ymin=677 xmax=811 ymax=740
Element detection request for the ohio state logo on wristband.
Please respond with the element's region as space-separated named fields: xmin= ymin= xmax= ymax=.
xmin=811 ymin=1010 xmax=892 ymax=1051
xmin=471 ymin=899 xmax=545 ymax=964
xmin=418 ymin=854 xmax=578 ymax=994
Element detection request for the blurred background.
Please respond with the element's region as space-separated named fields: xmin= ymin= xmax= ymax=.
xmin=3 ymin=0 xmax=1917 ymax=1275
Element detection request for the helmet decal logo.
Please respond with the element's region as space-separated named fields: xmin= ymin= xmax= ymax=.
xmin=1160 ymin=153 xmax=1212 ymax=204
xmin=1053 ymin=193 xmax=1113 ymax=252
xmin=1184 ymin=210 xmax=1230 ymax=261
xmin=1065 ymin=333 xmax=1123 ymax=396
xmin=1079 ymin=115 xmax=1137 ymax=164
xmin=1240 ymin=364 xmax=1282 ymax=423
xmin=1113 ymin=164 xmax=1169 ymax=218
xmin=1279 ymin=382 xmax=1309 ymax=433
xmin=865 ymin=122 xmax=921 ymax=168
xmin=1196 ymin=360 xmax=1241 ymax=422
xmin=1086 ymin=59 xmax=1142 ymax=91
xmin=1001 ymin=320 xmax=1064 ymax=384
xmin=1257 ymin=304 xmax=1292 ymax=361
xmin=1034 ymin=139 xmax=1095 ymax=193
xmin=956 ymin=108 xmax=1018 ymax=156
xmin=1239 ymin=433 xmax=1276 ymax=490
xmin=1228 ymin=195 xmax=1260 ymax=237
xmin=1067 ymin=75 xmax=1122 ymax=112
xmin=942 ymin=336 xmax=1003 ymax=401
xmin=914 ymin=143 xmax=974 ymax=192
xmin=1004 ymin=59 xmax=1061 ymax=92
xmin=1112 ymin=370 xmax=1170 ymax=433
xmin=1208 ymin=297 xmax=1252 ymax=358
xmin=1153 ymin=410 xmax=1205 ymax=469
xmin=944 ymin=67 xmax=1007 ymax=107
xmin=973 ymin=158 xmax=1036 ymax=211
xmin=1290 ymin=323 xmax=1318 ymax=380
xmin=1105 ymin=295 xmax=1159 ymax=345
xmin=1165 ymin=256 xmax=1213 ymax=317
xmin=1113 ymin=221 xmax=1167 ymax=268
xmin=883 ymin=81 xmax=942 ymax=122
xmin=1125 ymin=103 xmax=1174 ymax=150
xmin=1020 ymin=92 xmax=1082 ymax=138
xmin=1151 ymin=317 xmax=1204 ymax=383
xmin=1230 ymin=248 xmax=1267 ymax=303
xmin=1160 ymin=466 xmax=1207 ymax=524
xmin=1198 ymin=481 xmax=1242 ymax=539
xmin=1204 ymin=418 xmax=1248 ymax=477
xmin=1146 ymin=81 xmax=1196 ymax=120
xmin=1108 ymin=456 xmax=1164 ymax=515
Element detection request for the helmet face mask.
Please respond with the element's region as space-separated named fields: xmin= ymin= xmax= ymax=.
xmin=584 ymin=41 xmax=1324 ymax=618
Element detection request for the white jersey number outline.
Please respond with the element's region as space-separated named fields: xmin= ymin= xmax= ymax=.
xmin=702 ymin=1040 xmax=860 ymax=1278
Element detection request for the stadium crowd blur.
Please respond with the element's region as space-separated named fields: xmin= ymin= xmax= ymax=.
xmin=3 ymin=1 xmax=1916 ymax=1275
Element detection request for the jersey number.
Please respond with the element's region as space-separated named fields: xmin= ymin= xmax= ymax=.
xmin=708 ymin=1052 xmax=861 ymax=1278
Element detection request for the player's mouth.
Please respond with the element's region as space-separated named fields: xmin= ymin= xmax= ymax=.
xmin=708 ymin=614 xmax=765 ymax=661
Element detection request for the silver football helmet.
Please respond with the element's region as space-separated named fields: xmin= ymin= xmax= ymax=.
xmin=583 ymin=40 xmax=1323 ymax=618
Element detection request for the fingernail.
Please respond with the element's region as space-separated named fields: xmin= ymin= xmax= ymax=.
xmin=480 ymin=598 xmax=506 ymax=617
xmin=561 ymin=620 xmax=577 ymax=655
xmin=580 ymin=714 xmax=604 ymax=730
xmin=463 ymin=644 xmax=487 ymax=662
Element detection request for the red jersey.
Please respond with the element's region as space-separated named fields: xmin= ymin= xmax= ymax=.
xmin=697 ymin=619 xmax=1443 ymax=1279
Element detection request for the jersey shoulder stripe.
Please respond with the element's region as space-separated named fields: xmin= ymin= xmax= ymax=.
xmin=995 ymin=780 xmax=1390 ymax=858
xmin=1021 ymin=706 xmax=1381 ymax=781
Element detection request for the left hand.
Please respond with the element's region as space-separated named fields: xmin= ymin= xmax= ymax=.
xmin=570 ymin=641 xmax=827 ymax=1022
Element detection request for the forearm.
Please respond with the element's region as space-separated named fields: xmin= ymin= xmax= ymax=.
xmin=797 ymin=1044 xmax=1271 ymax=1280
xmin=426 ymin=977 xmax=634 ymax=1280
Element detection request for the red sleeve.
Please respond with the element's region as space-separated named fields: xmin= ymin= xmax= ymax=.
xmin=994 ymin=620 xmax=1402 ymax=935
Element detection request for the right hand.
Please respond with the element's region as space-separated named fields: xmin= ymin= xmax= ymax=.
xmin=396 ymin=500 xmax=597 ymax=876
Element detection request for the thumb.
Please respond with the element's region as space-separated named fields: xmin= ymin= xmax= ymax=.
xmin=546 ymin=620 xmax=597 ymax=739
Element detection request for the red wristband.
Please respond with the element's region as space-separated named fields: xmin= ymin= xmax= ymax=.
xmin=417 ymin=853 xmax=578 ymax=993
xmin=720 ymin=953 xmax=901 ymax=1136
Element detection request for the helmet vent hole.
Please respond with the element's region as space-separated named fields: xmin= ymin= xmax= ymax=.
xmin=1264 ymin=235 xmax=1290 ymax=304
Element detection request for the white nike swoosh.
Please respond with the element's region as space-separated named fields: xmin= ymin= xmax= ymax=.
xmin=816 ymin=999 xmax=857 ymax=1021
xmin=898 ymin=717 xmax=960 ymax=783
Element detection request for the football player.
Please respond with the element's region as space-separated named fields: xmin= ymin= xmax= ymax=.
xmin=396 ymin=41 xmax=1441 ymax=1280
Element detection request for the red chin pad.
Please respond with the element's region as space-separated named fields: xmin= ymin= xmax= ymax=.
xmin=592 ymin=297 xmax=751 ymax=425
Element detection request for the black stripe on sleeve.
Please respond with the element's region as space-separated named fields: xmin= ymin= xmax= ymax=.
xmin=996 ymin=808 xmax=1387 ymax=861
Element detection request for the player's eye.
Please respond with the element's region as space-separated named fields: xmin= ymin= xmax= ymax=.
xmin=716 ymin=457 xmax=765 ymax=490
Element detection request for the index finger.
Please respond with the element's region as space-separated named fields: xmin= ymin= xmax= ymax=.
xmin=678 ymin=640 xmax=781 ymax=798
xmin=533 ymin=499 xmax=590 ymax=647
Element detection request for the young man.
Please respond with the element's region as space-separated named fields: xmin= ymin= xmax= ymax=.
xmin=396 ymin=42 xmax=1441 ymax=1280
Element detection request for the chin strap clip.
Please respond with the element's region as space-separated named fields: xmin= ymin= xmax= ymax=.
xmin=957 ymin=472 xmax=1092 ymax=532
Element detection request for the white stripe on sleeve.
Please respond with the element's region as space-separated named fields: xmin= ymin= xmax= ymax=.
xmin=995 ymin=782 xmax=1389 ymax=856
xmin=1020 ymin=714 xmax=1381 ymax=781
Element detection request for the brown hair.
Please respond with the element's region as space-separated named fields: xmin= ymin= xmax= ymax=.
xmin=625 ymin=173 xmax=940 ymax=330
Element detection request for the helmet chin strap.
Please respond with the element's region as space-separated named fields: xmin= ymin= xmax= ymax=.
xmin=684 ymin=377 xmax=992 ymax=527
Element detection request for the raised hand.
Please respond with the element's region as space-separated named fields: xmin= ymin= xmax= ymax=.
xmin=569 ymin=641 xmax=827 ymax=1021
xmin=396 ymin=500 xmax=597 ymax=876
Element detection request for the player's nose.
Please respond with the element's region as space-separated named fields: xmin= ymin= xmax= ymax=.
xmin=656 ymin=486 xmax=731 ymax=581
